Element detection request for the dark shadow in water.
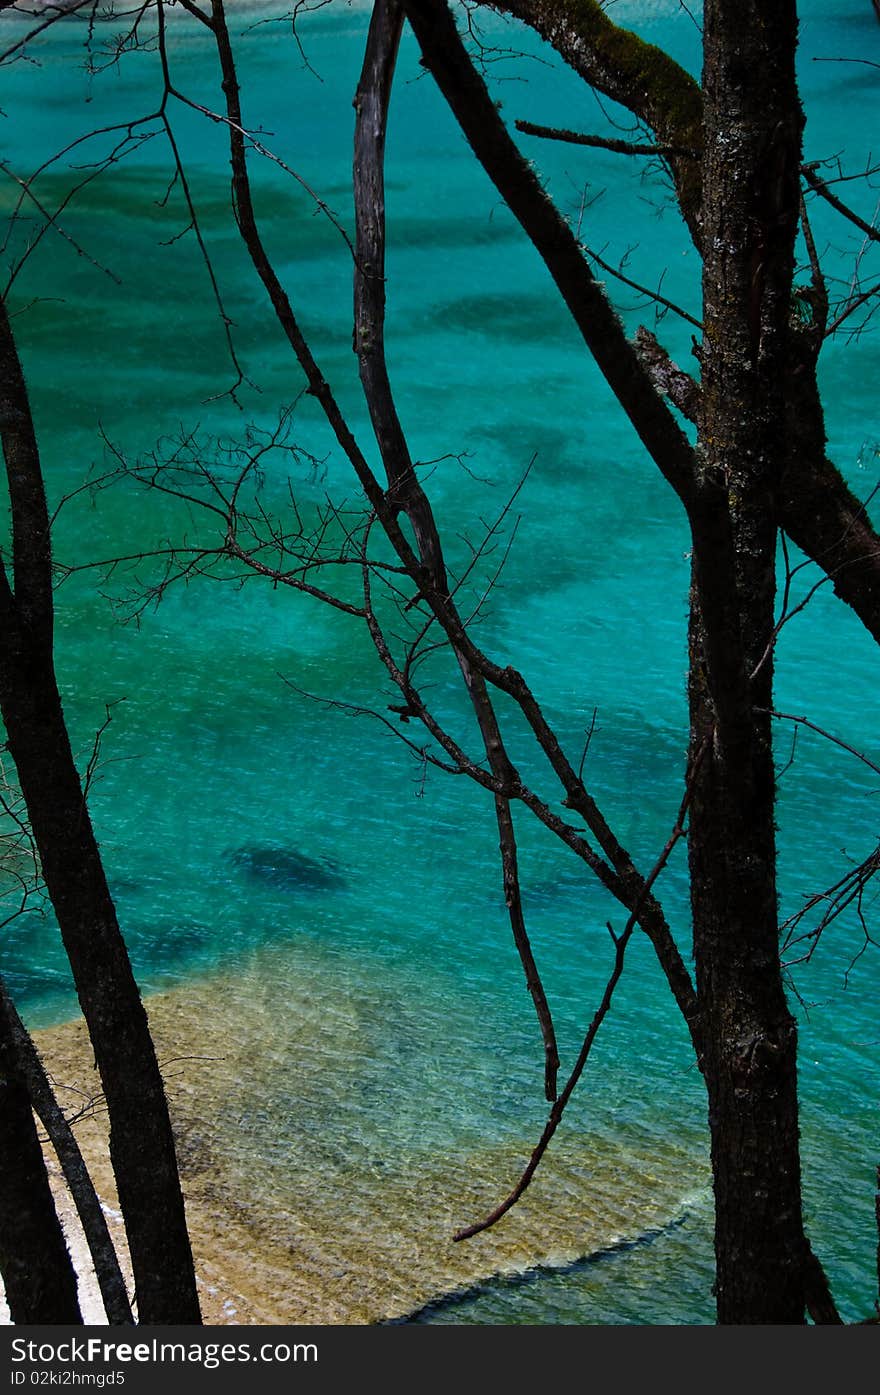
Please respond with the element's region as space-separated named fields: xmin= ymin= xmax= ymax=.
xmin=385 ymin=1209 xmax=692 ymax=1325
xmin=229 ymin=845 xmax=346 ymax=892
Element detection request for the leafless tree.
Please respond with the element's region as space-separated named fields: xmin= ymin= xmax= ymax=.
xmin=3 ymin=0 xmax=880 ymax=1326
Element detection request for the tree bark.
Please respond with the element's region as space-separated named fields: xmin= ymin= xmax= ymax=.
xmin=634 ymin=324 xmax=880 ymax=647
xmin=0 ymin=979 xmax=134 ymax=1325
xmin=689 ymin=0 xmax=814 ymax=1324
xmin=0 ymin=294 xmax=201 ymax=1325
xmin=0 ymin=1010 xmax=82 ymax=1325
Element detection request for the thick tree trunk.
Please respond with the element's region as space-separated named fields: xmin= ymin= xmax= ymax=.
xmin=689 ymin=0 xmax=812 ymax=1324
xmin=0 ymin=295 xmax=201 ymax=1325
xmin=0 ymin=1011 xmax=82 ymax=1324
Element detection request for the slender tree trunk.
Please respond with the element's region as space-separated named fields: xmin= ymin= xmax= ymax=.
xmin=688 ymin=0 xmax=812 ymax=1324
xmin=0 ymin=1009 xmax=82 ymax=1324
xmin=0 ymin=295 xmax=201 ymax=1325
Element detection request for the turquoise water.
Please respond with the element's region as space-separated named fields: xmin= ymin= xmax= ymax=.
xmin=0 ymin=0 xmax=878 ymax=1323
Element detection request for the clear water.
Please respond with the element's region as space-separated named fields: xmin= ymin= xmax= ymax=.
xmin=0 ymin=0 xmax=878 ymax=1324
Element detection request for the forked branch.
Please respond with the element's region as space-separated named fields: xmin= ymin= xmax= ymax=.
xmin=453 ymin=738 xmax=706 ymax=1241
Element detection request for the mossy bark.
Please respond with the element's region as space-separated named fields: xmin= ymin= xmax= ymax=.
xmin=491 ymin=0 xmax=704 ymax=240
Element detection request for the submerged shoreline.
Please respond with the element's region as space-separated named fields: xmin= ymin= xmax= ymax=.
xmin=4 ymin=957 xmax=710 ymax=1326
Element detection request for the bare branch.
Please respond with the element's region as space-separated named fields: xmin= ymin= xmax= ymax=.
xmin=825 ymin=280 xmax=880 ymax=339
xmin=0 ymin=0 xmax=95 ymax=65
xmin=402 ymin=0 xmax=698 ymax=510
xmin=491 ymin=0 xmax=704 ymax=242
xmin=515 ymin=119 xmax=697 ymax=160
xmin=0 ymin=162 xmax=122 ymax=292
xmin=155 ymin=0 xmax=249 ymax=402
xmin=632 ymin=326 xmax=700 ymax=421
xmin=781 ymin=841 xmax=880 ymax=970
xmin=202 ymin=0 xmax=701 ymax=1059
xmin=798 ymin=192 xmax=828 ymax=337
xmin=166 ymin=89 xmax=355 ymax=258
xmin=803 ymin=163 xmax=880 ymax=245
xmin=354 ymin=0 xmax=563 ymax=1098
xmin=760 ymin=708 xmax=880 ymax=782
xmin=453 ymin=738 xmax=706 ymax=1241
xmin=581 ymin=244 xmax=702 ymax=330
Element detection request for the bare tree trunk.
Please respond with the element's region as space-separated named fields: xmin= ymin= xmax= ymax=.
xmin=0 ymin=1008 xmax=82 ymax=1324
xmin=0 ymin=294 xmax=201 ymax=1325
xmin=0 ymin=979 xmax=134 ymax=1325
xmin=688 ymin=0 xmax=820 ymax=1324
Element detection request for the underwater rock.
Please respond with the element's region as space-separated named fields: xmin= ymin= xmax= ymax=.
xmin=229 ymin=845 xmax=345 ymax=893
xmin=526 ymin=868 xmax=594 ymax=906
xmin=125 ymin=919 xmax=213 ymax=969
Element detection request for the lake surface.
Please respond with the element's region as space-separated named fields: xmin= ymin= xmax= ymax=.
xmin=0 ymin=0 xmax=878 ymax=1323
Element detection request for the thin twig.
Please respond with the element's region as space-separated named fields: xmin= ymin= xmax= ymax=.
xmin=760 ymin=708 xmax=880 ymax=780
xmin=583 ymin=244 xmax=703 ymax=330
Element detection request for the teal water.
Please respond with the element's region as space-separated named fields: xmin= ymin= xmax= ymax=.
xmin=0 ymin=0 xmax=878 ymax=1323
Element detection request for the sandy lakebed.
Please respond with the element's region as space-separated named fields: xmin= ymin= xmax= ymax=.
xmin=2 ymin=952 xmax=707 ymax=1325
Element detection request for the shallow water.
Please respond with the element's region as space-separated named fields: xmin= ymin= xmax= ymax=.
xmin=0 ymin=0 xmax=878 ymax=1323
